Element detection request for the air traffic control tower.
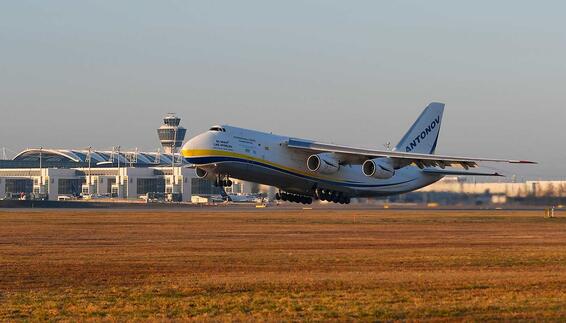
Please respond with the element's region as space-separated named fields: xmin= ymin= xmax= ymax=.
xmin=157 ymin=114 xmax=187 ymax=154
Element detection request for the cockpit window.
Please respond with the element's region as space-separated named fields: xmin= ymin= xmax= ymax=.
xmin=209 ymin=126 xmax=226 ymax=132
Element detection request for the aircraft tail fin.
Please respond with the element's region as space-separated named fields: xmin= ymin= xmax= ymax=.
xmin=395 ymin=102 xmax=445 ymax=154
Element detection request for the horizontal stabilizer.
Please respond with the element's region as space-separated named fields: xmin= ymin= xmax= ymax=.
xmin=422 ymin=169 xmax=504 ymax=177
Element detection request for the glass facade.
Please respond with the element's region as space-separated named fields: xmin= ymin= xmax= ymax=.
xmin=17 ymin=153 xmax=72 ymax=163
xmin=11 ymin=150 xmax=176 ymax=167
xmin=164 ymin=116 xmax=181 ymax=126
xmin=191 ymin=178 xmax=223 ymax=195
xmin=137 ymin=178 xmax=165 ymax=195
xmin=5 ymin=179 xmax=33 ymax=194
xmin=157 ymin=128 xmax=187 ymax=148
xmin=106 ymin=178 xmax=116 ymax=194
xmin=58 ymin=178 xmax=85 ymax=195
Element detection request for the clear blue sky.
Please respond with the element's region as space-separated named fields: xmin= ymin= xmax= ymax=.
xmin=1 ymin=1 xmax=564 ymax=179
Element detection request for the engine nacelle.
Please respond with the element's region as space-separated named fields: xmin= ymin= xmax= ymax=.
xmin=194 ymin=167 xmax=215 ymax=180
xmin=307 ymin=153 xmax=340 ymax=174
xmin=362 ymin=158 xmax=395 ymax=179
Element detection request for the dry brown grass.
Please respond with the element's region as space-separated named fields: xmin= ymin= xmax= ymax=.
xmin=1 ymin=208 xmax=565 ymax=321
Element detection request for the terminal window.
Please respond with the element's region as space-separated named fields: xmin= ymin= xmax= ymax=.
xmin=5 ymin=179 xmax=33 ymax=194
xmin=137 ymin=178 xmax=165 ymax=195
xmin=58 ymin=178 xmax=85 ymax=195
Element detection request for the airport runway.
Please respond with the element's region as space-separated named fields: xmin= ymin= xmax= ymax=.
xmin=1 ymin=209 xmax=565 ymax=321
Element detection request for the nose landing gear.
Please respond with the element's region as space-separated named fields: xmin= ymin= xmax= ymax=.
xmin=214 ymin=176 xmax=233 ymax=187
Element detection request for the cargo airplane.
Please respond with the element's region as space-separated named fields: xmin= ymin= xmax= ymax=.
xmin=181 ymin=103 xmax=535 ymax=204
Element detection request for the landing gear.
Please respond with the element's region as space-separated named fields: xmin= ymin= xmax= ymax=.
xmin=275 ymin=189 xmax=350 ymax=205
xmin=275 ymin=191 xmax=313 ymax=205
xmin=214 ymin=176 xmax=233 ymax=187
xmin=315 ymin=188 xmax=351 ymax=204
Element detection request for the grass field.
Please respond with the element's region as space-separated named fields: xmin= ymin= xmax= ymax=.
xmin=1 ymin=208 xmax=566 ymax=321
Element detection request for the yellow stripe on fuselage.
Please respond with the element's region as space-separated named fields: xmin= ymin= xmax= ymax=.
xmin=182 ymin=149 xmax=355 ymax=183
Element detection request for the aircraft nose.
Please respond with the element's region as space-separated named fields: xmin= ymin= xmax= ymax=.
xmin=181 ymin=133 xmax=208 ymax=157
xmin=181 ymin=139 xmax=193 ymax=157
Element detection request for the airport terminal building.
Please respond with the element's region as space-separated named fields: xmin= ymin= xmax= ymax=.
xmin=0 ymin=115 xmax=232 ymax=202
xmin=0 ymin=148 xmax=213 ymax=201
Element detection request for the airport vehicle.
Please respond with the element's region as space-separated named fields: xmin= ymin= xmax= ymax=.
xmin=219 ymin=190 xmax=264 ymax=203
xmin=182 ymin=103 xmax=535 ymax=204
xmin=82 ymin=194 xmax=107 ymax=200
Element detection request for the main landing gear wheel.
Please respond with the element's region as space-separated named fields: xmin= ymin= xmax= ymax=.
xmin=276 ymin=191 xmax=312 ymax=204
xmin=315 ymin=188 xmax=351 ymax=204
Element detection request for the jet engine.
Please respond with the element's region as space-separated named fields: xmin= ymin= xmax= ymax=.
xmin=195 ymin=167 xmax=215 ymax=180
xmin=362 ymin=158 xmax=395 ymax=179
xmin=307 ymin=153 xmax=340 ymax=174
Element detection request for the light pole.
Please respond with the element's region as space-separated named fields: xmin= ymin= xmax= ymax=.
xmin=117 ymin=146 xmax=121 ymax=197
xmin=116 ymin=146 xmax=121 ymax=171
xmin=39 ymin=147 xmax=43 ymax=171
xmin=39 ymin=147 xmax=43 ymax=197
xmin=87 ymin=147 xmax=92 ymax=194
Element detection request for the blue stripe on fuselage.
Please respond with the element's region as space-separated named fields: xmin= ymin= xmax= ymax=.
xmin=187 ymin=156 xmax=417 ymax=188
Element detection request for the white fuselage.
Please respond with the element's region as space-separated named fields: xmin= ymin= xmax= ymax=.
xmin=181 ymin=125 xmax=443 ymax=198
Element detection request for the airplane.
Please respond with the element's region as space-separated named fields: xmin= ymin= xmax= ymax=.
xmin=181 ymin=103 xmax=535 ymax=205
xmin=219 ymin=190 xmax=264 ymax=203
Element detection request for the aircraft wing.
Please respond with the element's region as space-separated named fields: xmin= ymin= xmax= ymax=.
xmin=287 ymin=138 xmax=536 ymax=169
xmin=421 ymin=169 xmax=504 ymax=177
